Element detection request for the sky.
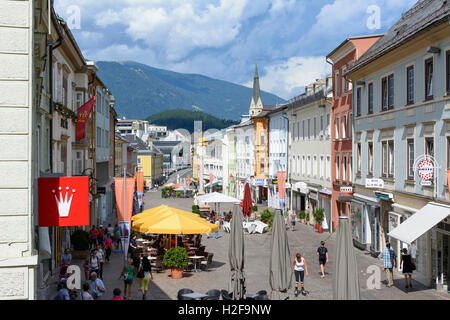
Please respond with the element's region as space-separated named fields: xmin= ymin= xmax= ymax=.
xmin=54 ymin=0 xmax=418 ymax=100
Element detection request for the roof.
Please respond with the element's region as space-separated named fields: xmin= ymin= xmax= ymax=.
xmin=121 ymin=134 xmax=150 ymax=153
xmin=252 ymin=63 xmax=261 ymax=104
xmin=348 ymin=0 xmax=450 ymax=74
xmin=326 ymin=34 xmax=385 ymax=59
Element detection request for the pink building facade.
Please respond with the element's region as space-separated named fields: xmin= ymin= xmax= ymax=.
xmin=327 ymin=36 xmax=382 ymax=231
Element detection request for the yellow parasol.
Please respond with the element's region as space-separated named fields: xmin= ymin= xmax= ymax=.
xmin=136 ymin=212 xmax=219 ymax=234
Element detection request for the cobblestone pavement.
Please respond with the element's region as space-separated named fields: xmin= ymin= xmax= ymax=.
xmin=49 ymin=190 xmax=449 ymax=300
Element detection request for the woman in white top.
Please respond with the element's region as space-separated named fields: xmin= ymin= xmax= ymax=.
xmin=292 ymin=253 xmax=308 ymax=296
xmin=89 ymin=250 xmax=100 ymax=275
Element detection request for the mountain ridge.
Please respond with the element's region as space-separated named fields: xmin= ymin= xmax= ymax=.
xmin=96 ymin=61 xmax=285 ymax=120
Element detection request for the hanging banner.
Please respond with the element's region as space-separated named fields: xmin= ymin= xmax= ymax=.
xmin=38 ymin=177 xmax=89 ymax=227
xmin=75 ymin=96 xmax=96 ymax=141
xmin=447 ymin=170 xmax=450 ymax=196
xmin=136 ymin=172 xmax=144 ymax=208
xmin=209 ymin=173 xmax=213 ymax=185
xmin=277 ymin=171 xmax=282 ymax=198
xmin=187 ymin=175 xmax=190 ymax=188
xmin=278 ymin=171 xmax=286 ymax=199
xmin=114 ymin=177 xmax=135 ymax=222
xmin=119 ymin=221 xmax=131 ymax=261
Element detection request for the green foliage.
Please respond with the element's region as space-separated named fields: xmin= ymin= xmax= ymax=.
xmin=306 ymin=213 xmax=310 ymax=221
xmin=252 ymin=205 xmax=258 ymax=212
xmin=96 ymin=61 xmax=285 ymax=121
xmin=163 ymin=246 xmax=190 ymax=269
xmin=175 ymin=192 xmax=181 ymax=198
xmin=71 ymin=229 xmax=90 ymax=251
xmin=146 ymin=109 xmax=238 ymax=132
xmin=299 ymin=210 xmax=306 ymax=220
xmin=313 ymin=208 xmax=325 ymax=225
xmin=192 ymin=205 xmax=200 ymax=215
xmin=259 ymin=209 xmax=274 ymax=229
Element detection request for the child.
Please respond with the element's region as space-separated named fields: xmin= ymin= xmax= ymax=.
xmin=112 ymin=288 xmax=124 ymax=300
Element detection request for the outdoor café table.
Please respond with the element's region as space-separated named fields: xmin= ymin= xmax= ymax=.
xmin=181 ymin=292 xmax=208 ymax=300
xmin=189 ymin=256 xmax=205 ymax=272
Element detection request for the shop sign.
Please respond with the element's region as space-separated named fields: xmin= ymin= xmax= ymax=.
xmin=414 ymin=155 xmax=438 ymax=187
xmin=366 ymin=178 xmax=384 ymax=189
xmin=285 ymin=183 xmax=291 ymax=189
xmin=340 ymin=186 xmax=353 ymax=194
xmin=309 ymin=192 xmax=318 ymax=201
xmin=295 ymin=182 xmax=308 ymax=190
xmin=38 ymin=177 xmax=90 ymax=227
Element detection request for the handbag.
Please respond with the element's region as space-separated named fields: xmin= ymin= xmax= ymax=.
xmin=120 ymin=272 xmax=128 ymax=281
xmin=137 ymin=268 xmax=145 ymax=279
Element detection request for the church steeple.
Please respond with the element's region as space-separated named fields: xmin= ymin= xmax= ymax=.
xmin=249 ymin=63 xmax=263 ymax=116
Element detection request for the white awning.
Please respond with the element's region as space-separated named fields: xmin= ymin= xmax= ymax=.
xmin=388 ymin=202 xmax=450 ymax=244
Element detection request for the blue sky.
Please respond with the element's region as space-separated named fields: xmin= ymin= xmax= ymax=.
xmin=55 ymin=0 xmax=417 ymax=100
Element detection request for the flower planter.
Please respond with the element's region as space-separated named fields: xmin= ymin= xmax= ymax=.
xmin=315 ymin=223 xmax=320 ymax=230
xmin=170 ymin=268 xmax=184 ymax=279
xmin=72 ymin=250 xmax=88 ymax=260
xmin=300 ymin=219 xmax=305 ymax=224
xmin=318 ymin=226 xmax=323 ymax=233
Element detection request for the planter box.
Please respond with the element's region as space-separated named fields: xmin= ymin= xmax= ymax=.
xmin=170 ymin=268 xmax=184 ymax=279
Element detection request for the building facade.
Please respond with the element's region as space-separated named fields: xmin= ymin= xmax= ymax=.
xmin=347 ymin=0 xmax=450 ymax=288
xmin=288 ymin=78 xmax=333 ymax=230
xmin=327 ymin=35 xmax=382 ymax=231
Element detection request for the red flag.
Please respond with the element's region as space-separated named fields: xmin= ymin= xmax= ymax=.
xmin=242 ymin=183 xmax=253 ymax=218
xmin=76 ymin=96 xmax=96 ymax=141
xmin=38 ymin=177 xmax=90 ymax=227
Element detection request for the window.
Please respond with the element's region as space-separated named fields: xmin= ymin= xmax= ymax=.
xmin=381 ymin=77 xmax=388 ymax=110
xmin=447 ymin=51 xmax=450 ymax=94
xmin=348 ymin=113 xmax=352 ymax=138
xmin=368 ymin=142 xmax=373 ymax=176
xmin=349 ymin=155 xmax=353 ymax=183
xmin=407 ymin=66 xmax=414 ymax=104
xmin=302 ymin=156 xmax=306 ymax=175
xmin=342 ymin=114 xmax=347 ymax=139
xmin=302 ymin=120 xmax=305 ymax=140
xmin=297 ymin=121 xmax=300 ymax=140
xmin=388 ymin=74 xmax=394 ymax=107
xmin=407 ymin=139 xmax=414 ymax=179
xmin=320 ymin=156 xmax=324 ymax=179
xmin=260 ymin=131 xmax=265 ymax=146
xmin=320 ymin=115 xmax=324 ymax=136
xmin=307 ymin=156 xmax=311 ymax=176
xmin=343 ymin=154 xmax=347 ymax=182
xmin=356 ymin=87 xmax=361 ymax=116
xmin=425 ymin=137 xmax=434 ymax=158
xmin=297 ymin=156 xmax=300 ymax=175
xmin=336 ymin=154 xmax=340 ymax=181
xmin=368 ymin=83 xmax=374 ymax=114
xmin=425 ymin=58 xmax=433 ymax=100
xmin=313 ymin=155 xmax=317 ymax=178
xmin=342 ymin=66 xmax=347 ymax=94
xmin=326 ymin=156 xmax=331 ymax=180
xmin=327 ymin=113 xmax=330 ymax=136
xmin=335 ymin=115 xmax=340 ymax=139
xmin=357 ymin=143 xmax=361 ymax=175
xmin=314 ymin=117 xmax=317 ymax=139
xmin=335 ymin=71 xmax=340 ymax=97
xmin=308 ymin=119 xmax=311 ymax=139
xmin=382 ymin=140 xmax=394 ymax=178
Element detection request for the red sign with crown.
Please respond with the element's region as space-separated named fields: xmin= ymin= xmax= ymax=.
xmin=38 ymin=177 xmax=90 ymax=227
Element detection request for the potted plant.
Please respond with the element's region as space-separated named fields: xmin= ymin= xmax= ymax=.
xmin=192 ymin=205 xmax=200 ymax=215
xmin=299 ymin=210 xmax=306 ymax=224
xmin=163 ymin=246 xmax=190 ymax=279
xmin=314 ymin=208 xmax=325 ymax=233
xmin=176 ymin=191 xmax=181 ymax=198
xmin=252 ymin=205 xmax=258 ymax=212
xmin=70 ymin=229 xmax=90 ymax=259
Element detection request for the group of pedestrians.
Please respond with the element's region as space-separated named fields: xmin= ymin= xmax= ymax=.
xmin=120 ymin=255 xmax=154 ymax=300
xmin=291 ymin=241 xmax=329 ymax=297
xmin=381 ymin=241 xmax=417 ymax=289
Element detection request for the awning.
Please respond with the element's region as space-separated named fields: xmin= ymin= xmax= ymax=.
xmin=353 ymin=193 xmax=379 ymax=205
xmin=388 ymin=202 xmax=450 ymax=245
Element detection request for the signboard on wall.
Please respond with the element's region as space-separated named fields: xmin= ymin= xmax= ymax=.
xmin=366 ymin=178 xmax=384 ymax=189
xmin=340 ymin=186 xmax=353 ymax=194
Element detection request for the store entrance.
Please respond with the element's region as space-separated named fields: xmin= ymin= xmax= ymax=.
xmin=437 ymin=230 xmax=450 ymax=287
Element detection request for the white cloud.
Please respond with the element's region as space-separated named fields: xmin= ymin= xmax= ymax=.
xmin=247 ymin=56 xmax=331 ymax=100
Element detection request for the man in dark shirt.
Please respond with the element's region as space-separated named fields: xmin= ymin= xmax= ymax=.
xmin=317 ymin=241 xmax=328 ymax=278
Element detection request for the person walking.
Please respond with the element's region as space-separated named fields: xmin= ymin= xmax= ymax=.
xmin=89 ymin=272 xmax=105 ymax=300
xmin=81 ymin=282 xmax=94 ymax=300
xmin=292 ymin=253 xmax=309 ymax=297
xmin=115 ymin=226 xmax=121 ymax=251
xmin=128 ymin=234 xmax=137 ymax=258
xmin=381 ymin=242 xmax=397 ymax=288
xmin=121 ymin=259 xmax=134 ymax=300
xmin=89 ymin=225 xmax=98 ymax=249
xmin=89 ymin=249 xmax=100 ymax=275
xmin=289 ymin=210 xmax=297 ymax=231
xmin=53 ymin=281 xmax=70 ymax=300
xmin=97 ymin=225 xmax=105 ymax=246
xmin=60 ymin=248 xmax=72 ymax=266
xmin=137 ymin=256 xmax=153 ymax=300
xmin=317 ymin=241 xmax=329 ymax=278
xmin=96 ymin=245 xmax=105 ymax=279
xmin=107 ymin=224 xmax=114 ymax=238
xmin=410 ymin=241 xmax=417 ymax=264
xmin=104 ymin=233 xmax=113 ymax=263
xmin=83 ymin=259 xmax=90 ymax=281
xmin=400 ymin=248 xmax=415 ymax=289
